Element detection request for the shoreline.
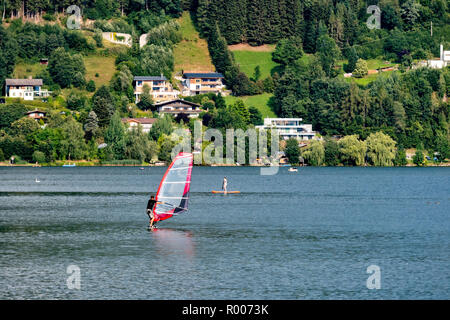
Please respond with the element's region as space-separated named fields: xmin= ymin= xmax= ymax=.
xmin=1 ymin=163 xmax=449 ymax=167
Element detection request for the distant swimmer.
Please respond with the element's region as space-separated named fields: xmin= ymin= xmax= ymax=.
xmin=222 ymin=177 xmax=227 ymax=193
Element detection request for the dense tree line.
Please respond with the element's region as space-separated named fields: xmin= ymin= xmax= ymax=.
xmin=193 ymin=0 xmax=448 ymax=47
xmin=272 ymin=50 xmax=449 ymax=156
xmin=1 ymin=0 xmax=183 ymax=20
xmin=5 ymin=19 xmax=95 ymax=59
xmin=194 ymin=0 xmax=302 ymax=45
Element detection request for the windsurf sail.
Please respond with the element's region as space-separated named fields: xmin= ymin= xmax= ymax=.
xmin=152 ymin=152 xmax=193 ymax=222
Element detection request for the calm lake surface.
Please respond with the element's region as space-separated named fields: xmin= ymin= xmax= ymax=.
xmin=0 ymin=166 xmax=449 ymax=299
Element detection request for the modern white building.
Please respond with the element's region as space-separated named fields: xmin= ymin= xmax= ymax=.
xmin=133 ymin=76 xmax=180 ymax=104
xmin=5 ymin=78 xmax=50 ymax=101
xmin=256 ymin=118 xmax=317 ymax=141
xmin=181 ymin=72 xmax=225 ymax=96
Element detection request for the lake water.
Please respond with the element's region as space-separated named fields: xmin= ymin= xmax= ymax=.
xmin=0 ymin=166 xmax=449 ymax=299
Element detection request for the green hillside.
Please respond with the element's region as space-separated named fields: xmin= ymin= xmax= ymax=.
xmin=84 ymin=55 xmax=117 ymax=88
xmin=225 ymin=93 xmax=276 ymax=118
xmin=173 ymin=11 xmax=215 ymax=73
xmin=230 ymin=48 xmax=278 ymax=79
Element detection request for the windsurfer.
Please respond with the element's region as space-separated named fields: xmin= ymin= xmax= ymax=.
xmin=147 ymin=195 xmax=157 ymax=229
xmin=145 ymin=152 xmax=193 ymax=230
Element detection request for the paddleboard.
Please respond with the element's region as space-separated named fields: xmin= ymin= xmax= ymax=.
xmin=211 ymin=190 xmax=240 ymax=194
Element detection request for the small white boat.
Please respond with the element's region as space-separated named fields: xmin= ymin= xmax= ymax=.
xmin=62 ymin=163 xmax=76 ymax=167
xmin=288 ymin=167 xmax=298 ymax=172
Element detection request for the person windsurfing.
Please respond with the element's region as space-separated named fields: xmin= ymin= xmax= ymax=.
xmin=146 ymin=195 xmax=157 ymax=229
xmin=222 ymin=177 xmax=227 ymax=193
xmin=146 ymin=152 xmax=193 ymax=230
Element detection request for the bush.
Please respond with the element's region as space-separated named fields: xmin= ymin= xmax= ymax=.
xmin=93 ymin=29 xmax=103 ymax=48
xmin=352 ymin=59 xmax=368 ymax=78
xmin=48 ymin=48 xmax=86 ymax=88
xmin=0 ymin=148 xmax=4 ymax=161
xmin=93 ymin=19 xmax=133 ymax=34
xmin=413 ymin=149 xmax=425 ymax=166
xmin=86 ymin=80 xmax=96 ymax=92
xmin=145 ymin=20 xmax=182 ymax=49
xmin=394 ymin=148 xmax=407 ymax=166
xmin=43 ymin=13 xmax=56 ymax=21
xmin=413 ymin=48 xmax=428 ymax=60
xmin=32 ymin=150 xmax=46 ymax=164
xmin=285 ymin=138 xmax=300 ymax=165
xmin=11 ymin=154 xmax=27 ymax=164
xmin=66 ymin=90 xmax=88 ymax=111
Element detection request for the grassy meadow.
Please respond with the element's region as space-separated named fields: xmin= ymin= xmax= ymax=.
xmin=173 ymin=11 xmax=215 ymax=74
xmin=225 ymin=93 xmax=276 ymax=118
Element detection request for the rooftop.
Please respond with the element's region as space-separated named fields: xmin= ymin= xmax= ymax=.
xmin=182 ymin=72 xmax=224 ymax=79
xmin=154 ymin=99 xmax=203 ymax=108
xmin=121 ymin=118 xmax=157 ymax=124
xmin=26 ymin=109 xmax=47 ymax=115
xmin=264 ymin=118 xmax=304 ymax=121
xmin=158 ymin=109 xmax=203 ymax=114
xmin=133 ymin=76 xmax=167 ymax=81
xmin=6 ymin=79 xmax=43 ymax=86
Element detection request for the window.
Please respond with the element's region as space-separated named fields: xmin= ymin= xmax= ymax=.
xmin=137 ymin=81 xmax=143 ymax=86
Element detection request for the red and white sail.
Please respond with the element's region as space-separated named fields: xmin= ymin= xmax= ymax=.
xmin=152 ymin=152 xmax=193 ymax=222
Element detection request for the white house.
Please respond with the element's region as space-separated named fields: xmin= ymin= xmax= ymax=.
xmin=121 ymin=118 xmax=157 ymax=133
xmin=133 ymin=76 xmax=180 ymax=104
xmin=256 ymin=118 xmax=317 ymax=141
xmin=154 ymin=99 xmax=204 ymax=118
xmin=5 ymin=78 xmax=49 ymax=101
xmin=181 ymin=72 xmax=225 ymax=96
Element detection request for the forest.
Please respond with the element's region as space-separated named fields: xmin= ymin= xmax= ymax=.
xmin=0 ymin=0 xmax=449 ymax=166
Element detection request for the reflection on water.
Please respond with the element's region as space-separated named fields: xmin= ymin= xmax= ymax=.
xmin=151 ymin=228 xmax=195 ymax=257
